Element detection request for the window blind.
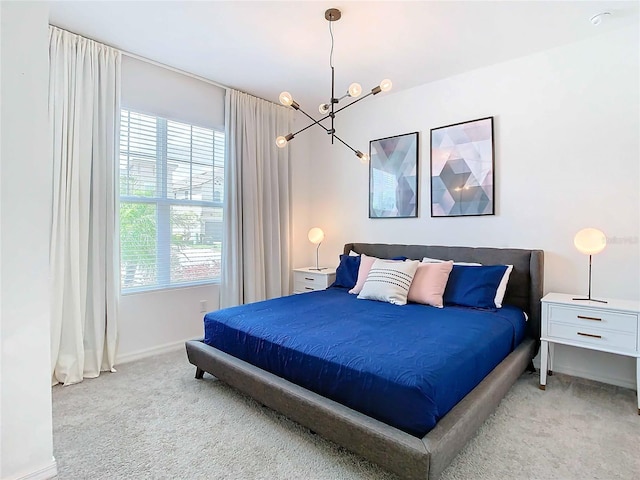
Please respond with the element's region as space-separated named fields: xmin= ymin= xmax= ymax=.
xmin=120 ymin=109 xmax=225 ymax=292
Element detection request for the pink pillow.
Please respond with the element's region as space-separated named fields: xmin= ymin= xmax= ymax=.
xmin=407 ymin=261 xmax=454 ymax=307
xmin=348 ymin=253 xmax=377 ymax=294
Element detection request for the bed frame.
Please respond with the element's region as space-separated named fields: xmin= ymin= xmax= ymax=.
xmin=186 ymin=243 xmax=544 ymax=479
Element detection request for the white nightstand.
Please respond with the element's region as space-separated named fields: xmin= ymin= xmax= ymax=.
xmin=292 ymin=267 xmax=336 ymax=294
xmin=539 ymin=292 xmax=640 ymax=414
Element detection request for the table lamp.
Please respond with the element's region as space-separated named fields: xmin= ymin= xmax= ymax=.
xmin=308 ymin=227 xmax=326 ymax=271
xmin=573 ymin=227 xmax=607 ymax=303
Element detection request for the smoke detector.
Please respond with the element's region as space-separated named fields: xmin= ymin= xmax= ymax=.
xmin=590 ymin=12 xmax=611 ymax=26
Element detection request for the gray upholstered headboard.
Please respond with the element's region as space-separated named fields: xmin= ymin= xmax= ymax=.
xmin=343 ymin=243 xmax=544 ymax=342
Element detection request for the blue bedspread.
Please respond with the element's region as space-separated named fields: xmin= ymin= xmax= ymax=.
xmin=203 ymin=287 xmax=527 ymax=437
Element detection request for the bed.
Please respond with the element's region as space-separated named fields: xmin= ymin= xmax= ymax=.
xmin=186 ymin=243 xmax=544 ymax=479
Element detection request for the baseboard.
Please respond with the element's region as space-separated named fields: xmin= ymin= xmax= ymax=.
xmin=533 ymin=352 xmax=636 ymax=390
xmin=115 ymin=339 xmax=191 ymax=365
xmin=549 ymin=365 xmax=636 ymax=390
xmin=9 ymin=459 xmax=57 ymax=480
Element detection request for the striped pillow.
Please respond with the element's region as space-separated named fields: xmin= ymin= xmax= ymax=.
xmin=357 ymin=259 xmax=420 ymax=305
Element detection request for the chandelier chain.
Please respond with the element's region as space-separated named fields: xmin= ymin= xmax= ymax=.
xmin=329 ymin=18 xmax=334 ymax=68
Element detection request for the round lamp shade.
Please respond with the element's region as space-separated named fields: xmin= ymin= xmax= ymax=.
xmin=307 ymin=227 xmax=325 ymax=245
xmin=574 ymin=228 xmax=606 ymax=255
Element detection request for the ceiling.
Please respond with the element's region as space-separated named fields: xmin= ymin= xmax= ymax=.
xmin=48 ymin=1 xmax=638 ymax=108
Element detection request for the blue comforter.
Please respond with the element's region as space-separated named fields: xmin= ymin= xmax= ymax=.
xmin=203 ymin=287 xmax=527 ymax=437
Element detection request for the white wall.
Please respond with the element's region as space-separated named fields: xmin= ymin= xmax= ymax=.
xmin=117 ymin=285 xmax=218 ymax=362
xmin=0 ymin=2 xmax=57 ymax=479
xmin=297 ymin=27 xmax=640 ymax=388
xmin=116 ymin=55 xmax=226 ymax=363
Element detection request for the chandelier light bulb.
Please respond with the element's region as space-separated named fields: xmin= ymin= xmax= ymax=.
xmin=379 ymin=79 xmax=393 ymax=92
xmin=348 ymin=82 xmax=362 ymax=97
xmin=356 ymin=151 xmax=370 ymax=164
xmin=275 ymin=136 xmax=288 ymax=148
xmin=319 ymin=103 xmax=330 ymax=114
xmin=279 ymin=91 xmax=294 ymax=106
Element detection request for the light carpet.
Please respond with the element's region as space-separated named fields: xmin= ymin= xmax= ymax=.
xmin=52 ymin=349 xmax=640 ymax=479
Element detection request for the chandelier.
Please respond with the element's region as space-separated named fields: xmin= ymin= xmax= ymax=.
xmin=275 ymin=8 xmax=392 ymax=163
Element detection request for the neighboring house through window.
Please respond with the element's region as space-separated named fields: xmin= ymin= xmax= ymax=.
xmin=119 ymin=109 xmax=224 ymax=292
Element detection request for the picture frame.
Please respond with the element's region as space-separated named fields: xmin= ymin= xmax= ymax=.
xmin=369 ymin=131 xmax=419 ymax=218
xmin=430 ymin=117 xmax=494 ymax=217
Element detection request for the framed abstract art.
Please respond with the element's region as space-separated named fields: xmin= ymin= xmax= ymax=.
xmin=369 ymin=132 xmax=419 ymax=218
xmin=430 ymin=117 xmax=494 ymax=217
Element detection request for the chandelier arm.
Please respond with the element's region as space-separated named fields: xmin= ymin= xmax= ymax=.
xmin=332 ymin=134 xmax=359 ymax=154
xmin=290 ymin=108 xmax=332 ymax=136
xmin=291 ymin=118 xmax=330 ymax=138
xmin=296 ymin=107 xmax=331 ymax=132
xmin=332 ymin=91 xmax=375 ymax=116
xmin=320 ymin=92 xmax=348 ymax=107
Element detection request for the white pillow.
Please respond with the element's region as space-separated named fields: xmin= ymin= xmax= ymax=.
xmin=348 ymin=250 xmax=359 ymax=256
xmin=422 ymin=257 xmax=481 ymax=266
xmin=357 ymin=259 xmax=419 ymax=306
xmin=494 ymin=264 xmax=513 ymax=308
xmin=421 ymin=257 xmax=512 ymax=308
xmin=421 ymin=256 xmax=442 ymax=264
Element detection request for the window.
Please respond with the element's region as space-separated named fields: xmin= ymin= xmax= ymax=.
xmin=119 ymin=109 xmax=224 ymax=292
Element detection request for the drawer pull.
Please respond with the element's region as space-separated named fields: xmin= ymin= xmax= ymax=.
xmin=305 ymin=287 xmax=314 ymax=290
xmin=304 ymin=277 xmax=315 ymax=281
xmin=577 ymin=315 xmax=602 ymax=322
xmin=577 ymin=332 xmax=602 ymax=339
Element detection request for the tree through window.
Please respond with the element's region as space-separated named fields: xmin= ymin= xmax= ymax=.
xmin=119 ymin=109 xmax=224 ymax=292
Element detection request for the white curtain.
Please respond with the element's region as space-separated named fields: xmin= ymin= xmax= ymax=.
xmin=49 ymin=26 xmax=121 ymax=385
xmin=221 ymin=89 xmax=293 ymax=307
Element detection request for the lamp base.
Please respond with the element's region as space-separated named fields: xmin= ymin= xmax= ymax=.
xmin=309 ymin=267 xmax=328 ymax=271
xmin=572 ymin=296 xmax=608 ymax=304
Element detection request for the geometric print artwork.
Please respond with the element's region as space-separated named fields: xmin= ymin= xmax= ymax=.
xmin=430 ymin=117 xmax=494 ymax=217
xmin=369 ymin=132 xmax=419 ymax=218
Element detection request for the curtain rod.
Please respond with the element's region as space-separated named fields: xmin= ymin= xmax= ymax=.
xmin=49 ymin=24 xmax=229 ymax=91
xmin=48 ymin=24 xmax=289 ymax=108
xmin=121 ymin=50 xmax=228 ymax=91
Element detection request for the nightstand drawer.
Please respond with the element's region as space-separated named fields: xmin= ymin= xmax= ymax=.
xmin=548 ymin=304 xmax=638 ymax=334
xmin=292 ymin=267 xmax=336 ymax=294
xmin=293 ymin=272 xmax=328 ymax=288
xmin=293 ymin=281 xmax=323 ymax=293
xmin=547 ymin=322 xmax=637 ymax=352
